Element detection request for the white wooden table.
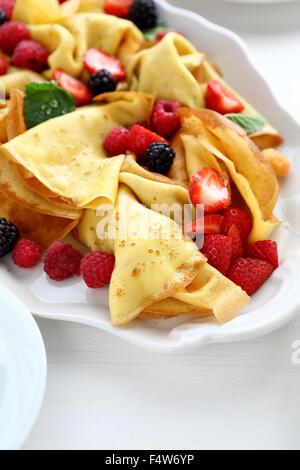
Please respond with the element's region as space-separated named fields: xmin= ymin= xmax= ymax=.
xmin=24 ymin=0 xmax=300 ymax=450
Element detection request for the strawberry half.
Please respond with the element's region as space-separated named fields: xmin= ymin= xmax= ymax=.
xmin=244 ymin=240 xmax=279 ymax=269
xmin=104 ymin=0 xmax=134 ymax=18
xmin=205 ymin=80 xmax=245 ymax=115
xmin=201 ymin=234 xmax=233 ymax=276
xmin=228 ymin=224 xmax=244 ymax=262
xmin=84 ymin=48 xmax=126 ymax=81
xmin=53 ymin=69 xmax=92 ymax=106
xmin=189 ymin=168 xmax=231 ymax=214
xmin=185 ymin=214 xmax=223 ymax=237
xmin=221 ymin=207 xmax=252 ymax=241
xmin=228 ymin=258 xmax=274 ymax=296
xmin=128 ymin=124 xmax=168 ymax=158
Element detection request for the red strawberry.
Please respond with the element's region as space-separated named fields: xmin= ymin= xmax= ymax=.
xmin=156 ymin=31 xmax=183 ymax=40
xmin=0 ymin=0 xmax=16 ymax=19
xmin=0 ymin=54 xmax=7 ymax=76
xmin=244 ymin=240 xmax=278 ymax=269
xmin=228 ymin=224 xmax=243 ymax=262
xmin=201 ymin=234 xmax=233 ymax=276
xmin=128 ymin=124 xmax=168 ymax=158
xmin=221 ymin=207 xmax=252 ymax=241
xmin=104 ymin=0 xmax=134 ymax=18
xmin=189 ymin=168 xmax=231 ymax=214
xmin=205 ymin=80 xmax=245 ymax=115
xmin=228 ymin=258 xmax=274 ymax=296
xmin=103 ymin=126 xmax=130 ymax=157
xmin=151 ymin=100 xmax=181 ymax=138
xmin=53 ymin=69 xmax=92 ymax=106
xmin=84 ymin=48 xmax=126 ymax=81
xmin=185 ymin=214 xmax=223 ymax=237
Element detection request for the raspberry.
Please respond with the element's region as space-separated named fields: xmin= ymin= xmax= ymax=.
xmin=129 ymin=0 xmax=157 ymax=29
xmin=228 ymin=258 xmax=274 ymax=296
xmin=151 ymin=100 xmax=181 ymax=137
xmin=13 ymin=39 xmax=48 ymax=72
xmin=44 ymin=242 xmax=83 ymax=281
xmin=0 ymin=218 xmax=19 ymax=257
xmin=104 ymin=126 xmax=130 ymax=157
xmin=145 ymin=142 xmax=175 ymax=175
xmin=88 ymin=69 xmax=116 ymax=96
xmin=12 ymin=239 xmax=42 ymax=268
xmin=0 ymin=21 xmax=30 ymax=54
xmin=0 ymin=0 xmax=15 ymax=19
xmin=0 ymin=54 xmax=7 ymax=75
xmin=221 ymin=207 xmax=253 ymax=241
xmin=81 ymin=251 xmax=115 ymax=288
xmin=244 ymin=240 xmax=279 ymax=269
xmin=201 ymin=234 xmax=233 ymax=276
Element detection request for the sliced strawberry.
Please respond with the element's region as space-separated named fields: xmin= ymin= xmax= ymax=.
xmin=185 ymin=214 xmax=223 ymax=237
xmin=205 ymin=80 xmax=245 ymax=115
xmin=156 ymin=31 xmax=183 ymax=40
xmin=84 ymin=48 xmax=126 ymax=81
xmin=244 ymin=240 xmax=278 ymax=269
xmin=228 ymin=224 xmax=244 ymax=262
xmin=104 ymin=0 xmax=134 ymax=18
xmin=221 ymin=207 xmax=252 ymax=241
xmin=53 ymin=69 xmax=92 ymax=106
xmin=201 ymin=234 xmax=233 ymax=276
xmin=189 ymin=168 xmax=231 ymax=214
xmin=228 ymin=258 xmax=274 ymax=296
xmin=128 ymin=124 xmax=168 ymax=158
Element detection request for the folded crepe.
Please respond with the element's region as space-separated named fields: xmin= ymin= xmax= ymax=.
xmin=13 ymin=0 xmax=83 ymax=24
xmin=0 ymin=67 xmax=46 ymax=98
xmin=128 ymin=33 xmax=206 ymax=108
xmin=77 ymin=171 xmax=249 ymax=325
xmin=175 ymin=108 xmax=280 ymax=242
xmin=0 ymin=92 xmax=154 ymax=209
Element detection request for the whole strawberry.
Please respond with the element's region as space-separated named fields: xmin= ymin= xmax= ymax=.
xmin=221 ymin=207 xmax=252 ymax=241
xmin=81 ymin=251 xmax=115 ymax=288
xmin=244 ymin=240 xmax=278 ymax=269
xmin=228 ymin=258 xmax=274 ymax=296
xmin=201 ymin=234 xmax=233 ymax=276
xmin=128 ymin=124 xmax=167 ymax=158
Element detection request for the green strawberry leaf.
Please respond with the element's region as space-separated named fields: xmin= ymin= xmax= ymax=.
xmin=143 ymin=22 xmax=169 ymax=41
xmin=224 ymin=113 xmax=266 ymax=135
xmin=24 ymin=81 xmax=76 ymax=129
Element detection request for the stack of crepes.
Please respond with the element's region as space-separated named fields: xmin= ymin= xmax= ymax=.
xmin=0 ymin=1 xmax=281 ymax=326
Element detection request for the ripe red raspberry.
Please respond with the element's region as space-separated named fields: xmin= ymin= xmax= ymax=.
xmin=0 ymin=54 xmax=7 ymax=76
xmin=103 ymin=126 xmax=130 ymax=157
xmin=12 ymin=239 xmax=42 ymax=269
xmin=81 ymin=251 xmax=115 ymax=288
xmin=44 ymin=242 xmax=83 ymax=282
xmin=0 ymin=0 xmax=16 ymax=19
xmin=151 ymin=100 xmax=181 ymax=138
xmin=13 ymin=39 xmax=48 ymax=72
xmin=0 ymin=21 xmax=30 ymax=54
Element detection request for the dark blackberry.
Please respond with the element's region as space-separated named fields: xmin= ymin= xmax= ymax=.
xmin=0 ymin=8 xmax=8 ymax=25
xmin=129 ymin=0 xmax=158 ymax=30
xmin=0 ymin=218 xmax=20 ymax=257
xmin=88 ymin=69 xmax=117 ymax=96
xmin=146 ymin=142 xmax=175 ymax=175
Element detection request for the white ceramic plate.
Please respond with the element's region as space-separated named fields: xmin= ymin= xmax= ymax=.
xmin=0 ymin=286 xmax=46 ymax=449
xmin=0 ymin=0 xmax=300 ymax=353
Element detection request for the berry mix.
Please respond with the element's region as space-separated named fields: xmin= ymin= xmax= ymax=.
xmin=0 ymin=0 xmax=291 ymax=325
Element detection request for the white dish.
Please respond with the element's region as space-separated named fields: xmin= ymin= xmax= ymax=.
xmin=0 ymin=0 xmax=300 ymax=353
xmin=0 ymin=286 xmax=46 ymax=449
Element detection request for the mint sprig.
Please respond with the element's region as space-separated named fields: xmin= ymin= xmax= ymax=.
xmin=225 ymin=113 xmax=266 ymax=135
xmin=24 ymin=81 xmax=76 ymax=129
xmin=143 ymin=22 xmax=169 ymax=41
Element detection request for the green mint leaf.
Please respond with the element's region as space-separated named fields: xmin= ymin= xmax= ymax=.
xmin=143 ymin=22 xmax=169 ymax=41
xmin=225 ymin=113 xmax=266 ymax=135
xmin=24 ymin=81 xmax=76 ymax=129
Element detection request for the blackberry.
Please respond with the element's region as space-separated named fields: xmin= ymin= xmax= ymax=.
xmin=0 ymin=8 xmax=8 ymax=25
xmin=129 ymin=0 xmax=158 ymax=30
xmin=146 ymin=142 xmax=175 ymax=175
xmin=88 ymin=69 xmax=117 ymax=96
xmin=0 ymin=218 xmax=20 ymax=258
